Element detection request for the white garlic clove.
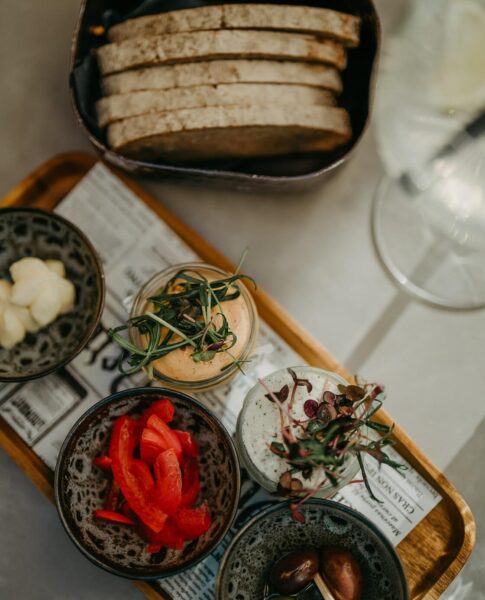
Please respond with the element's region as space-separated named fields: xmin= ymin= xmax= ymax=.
xmin=11 ymin=305 xmax=40 ymax=333
xmin=30 ymin=283 xmax=62 ymax=327
xmin=45 ymin=259 xmax=66 ymax=278
xmin=0 ymin=280 xmax=12 ymax=302
xmin=10 ymin=257 xmax=52 ymax=282
xmin=0 ymin=308 xmax=26 ymax=349
xmin=10 ymin=276 xmax=47 ymax=307
xmin=57 ymin=278 xmax=76 ymax=314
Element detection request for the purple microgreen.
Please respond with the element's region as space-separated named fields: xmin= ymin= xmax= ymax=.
xmin=288 ymin=368 xmax=313 ymax=392
xmin=265 ymin=384 xmax=289 ymax=404
xmin=261 ymin=374 xmax=404 ymax=522
xmin=207 ymin=340 xmax=225 ymax=351
xmin=316 ymin=402 xmax=337 ymax=424
xmin=290 ymin=503 xmax=306 ymax=523
xmin=259 ymin=378 xmax=298 ymax=444
xmin=304 ymin=399 xmax=319 ymax=417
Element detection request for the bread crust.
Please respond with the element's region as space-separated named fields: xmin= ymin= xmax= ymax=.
xmin=97 ymin=30 xmax=347 ymax=75
xmin=102 ymin=60 xmax=343 ymax=96
xmin=108 ymin=4 xmax=361 ymax=47
xmin=97 ymin=83 xmax=336 ymax=127
xmin=107 ymin=104 xmax=352 ymax=160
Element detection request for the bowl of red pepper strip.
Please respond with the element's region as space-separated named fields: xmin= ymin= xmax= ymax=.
xmin=54 ymin=386 xmax=240 ymax=579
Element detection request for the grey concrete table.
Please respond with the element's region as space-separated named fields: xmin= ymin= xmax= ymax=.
xmin=0 ymin=1 xmax=483 ymax=598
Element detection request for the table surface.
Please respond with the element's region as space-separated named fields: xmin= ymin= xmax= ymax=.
xmin=0 ymin=1 xmax=483 ymax=598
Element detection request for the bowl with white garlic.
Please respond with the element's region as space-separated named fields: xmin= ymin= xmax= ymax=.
xmin=0 ymin=208 xmax=105 ymax=381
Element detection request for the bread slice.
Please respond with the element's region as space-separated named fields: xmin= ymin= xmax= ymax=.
xmin=102 ymin=60 xmax=343 ymax=96
xmin=108 ymin=4 xmax=361 ymax=47
xmin=107 ymin=105 xmax=352 ymax=160
xmin=96 ymin=30 xmax=347 ymax=75
xmin=97 ymin=83 xmax=336 ymax=127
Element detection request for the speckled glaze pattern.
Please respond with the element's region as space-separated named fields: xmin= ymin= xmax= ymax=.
xmin=216 ymin=499 xmax=409 ymax=600
xmin=55 ymin=387 xmax=240 ymax=579
xmin=0 ymin=208 xmax=104 ymax=381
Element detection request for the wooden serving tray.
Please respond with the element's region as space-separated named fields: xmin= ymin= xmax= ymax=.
xmin=0 ymin=152 xmax=475 ymax=600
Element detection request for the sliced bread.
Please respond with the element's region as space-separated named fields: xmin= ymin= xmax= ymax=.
xmin=96 ymin=30 xmax=347 ymax=75
xmin=102 ymin=60 xmax=343 ymax=96
xmin=97 ymin=83 xmax=336 ymax=127
xmin=107 ymin=105 xmax=352 ymax=160
xmin=108 ymin=4 xmax=361 ymax=47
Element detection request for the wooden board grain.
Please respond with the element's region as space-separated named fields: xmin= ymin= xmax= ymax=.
xmin=0 ymin=152 xmax=475 ymax=600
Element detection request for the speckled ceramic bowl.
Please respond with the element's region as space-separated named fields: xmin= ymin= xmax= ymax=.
xmin=216 ymin=499 xmax=409 ymax=600
xmin=0 ymin=207 xmax=105 ymax=382
xmin=54 ymin=387 xmax=241 ymax=579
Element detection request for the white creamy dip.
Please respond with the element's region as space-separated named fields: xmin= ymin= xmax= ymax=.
xmin=238 ymin=366 xmax=357 ymax=493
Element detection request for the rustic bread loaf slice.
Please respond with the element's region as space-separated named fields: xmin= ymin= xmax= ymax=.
xmin=108 ymin=4 xmax=361 ymax=47
xmin=102 ymin=60 xmax=343 ymax=96
xmin=97 ymin=83 xmax=336 ymax=127
xmin=107 ymin=105 xmax=352 ymax=160
xmin=96 ymin=30 xmax=347 ymax=75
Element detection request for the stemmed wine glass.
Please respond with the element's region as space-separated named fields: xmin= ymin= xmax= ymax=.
xmin=372 ymin=111 xmax=485 ymax=310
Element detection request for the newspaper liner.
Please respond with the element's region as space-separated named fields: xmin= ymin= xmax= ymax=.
xmin=0 ymin=164 xmax=441 ymax=599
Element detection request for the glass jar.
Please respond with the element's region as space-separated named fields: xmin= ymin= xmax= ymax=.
xmin=236 ymin=366 xmax=360 ymax=499
xmin=129 ymin=262 xmax=258 ymax=392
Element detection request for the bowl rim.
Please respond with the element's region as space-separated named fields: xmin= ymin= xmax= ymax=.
xmin=215 ymin=498 xmax=410 ymax=599
xmin=0 ymin=206 xmax=106 ymax=383
xmin=54 ymin=385 xmax=242 ymax=580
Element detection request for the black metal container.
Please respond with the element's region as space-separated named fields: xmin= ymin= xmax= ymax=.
xmin=70 ymin=0 xmax=380 ymax=190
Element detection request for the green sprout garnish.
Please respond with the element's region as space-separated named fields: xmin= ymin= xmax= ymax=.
xmin=108 ymin=258 xmax=255 ymax=378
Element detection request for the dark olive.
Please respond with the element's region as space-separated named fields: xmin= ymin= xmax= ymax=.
xmin=321 ymin=546 xmax=363 ymax=600
xmin=269 ymin=549 xmax=319 ymax=595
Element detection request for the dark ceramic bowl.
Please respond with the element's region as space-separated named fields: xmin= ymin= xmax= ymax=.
xmin=0 ymin=207 xmax=105 ymax=382
xmin=70 ymin=0 xmax=380 ymax=190
xmin=216 ymin=499 xmax=409 ymax=600
xmin=54 ymin=387 xmax=241 ymax=579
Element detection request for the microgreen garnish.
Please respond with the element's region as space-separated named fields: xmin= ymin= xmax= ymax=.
xmin=261 ymin=370 xmax=406 ymax=519
xmin=108 ymin=264 xmax=255 ymax=378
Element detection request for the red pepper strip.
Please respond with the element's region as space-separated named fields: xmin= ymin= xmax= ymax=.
xmin=94 ymin=509 xmax=135 ymax=526
xmin=154 ymin=522 xmax=184 ymax=550
xmin=173 ymin=504 xmax=211 ymax=540
xmin=153 ymin=449 xmax=182 ymax=516
xmin=109 ymin=415 xmax=167 ymax=532
xmin=121 ymin=501 xmax=137 ymax=521
xmin=141 ymin=522 xmax=185 ymax=551
xmin=105 ymin=479 xmax=121 ymax=511
xmin=93 ymin=455 xmax=112 ymax=471
xmin=140 ymin=427 xmax=168 ymax=464
xmin=146 ymin=542 xmax=162 ymax=554
xmin=131 ymin=459 xmax=155 ymax=496
xmin=139 ymin=398 xmax=175 ymax=429
xmin=146 ymin=414 xmax=183 ymax=461
xmin=173 ymin=429 xmax=199 ymax=459
xmin=180 ymin=458 xmax=201 ymax=507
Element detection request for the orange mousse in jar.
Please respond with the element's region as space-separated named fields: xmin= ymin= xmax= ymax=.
xmin=126 ymin=262 xmax=258 ymax=391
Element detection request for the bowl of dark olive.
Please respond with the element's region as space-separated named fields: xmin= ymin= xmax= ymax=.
xmin=216 ymin=499 xmax=409 ymax=600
